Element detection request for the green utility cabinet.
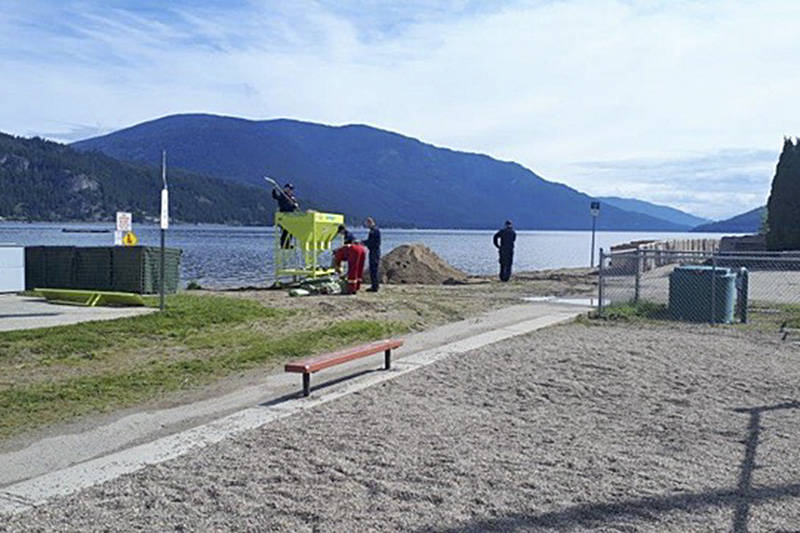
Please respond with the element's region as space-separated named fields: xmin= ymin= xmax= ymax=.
xmin=668 ymin=265 xmax=736 ymax=323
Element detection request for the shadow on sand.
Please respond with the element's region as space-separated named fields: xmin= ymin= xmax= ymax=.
xmin=428 ymin=401 xmax=800 ymax=532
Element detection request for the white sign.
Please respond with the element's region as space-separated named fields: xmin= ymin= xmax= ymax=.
xmin=116 ymin=211 xmax=132 ymax=232
xmin=114 ymin=231 xmax=123 ymax=246
xmin=160 ymin=189 xmax=169 ymax=230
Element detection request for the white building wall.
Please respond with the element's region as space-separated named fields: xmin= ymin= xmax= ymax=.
xmin=0 ymin=247 xmax=24 ymax=292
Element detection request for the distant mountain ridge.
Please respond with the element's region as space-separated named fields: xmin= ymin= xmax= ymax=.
xmin=73 ymin=114 xmax=691 ymax=230
xmin=0 ymin=132 xmax=273 ymax=224
xmin=598 ymin=196 xmax=708 ymax=228
xmin=691 ymin=206 xmax=766 ymax=233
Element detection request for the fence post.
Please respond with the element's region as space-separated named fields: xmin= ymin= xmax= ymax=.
xmin=737 ymin=267 xmax=748 ymax=324
xmin=634 ymin=249 xmax=642 ymax=303
xmin=598 ymin=248 xmax=605 ymax=315
xmin=710 ymin=254 xmax=717 ymax=325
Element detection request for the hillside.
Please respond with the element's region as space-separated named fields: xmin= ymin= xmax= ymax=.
xmin=73 ymin=114 xmax=688 ymax=230
xmin=598 ymin=196 xmax=708 ymax=228
xmin=0 ymin=133 xmax=273 ymax=224
xmin=691 ymin=206 xmax=766 ymax=233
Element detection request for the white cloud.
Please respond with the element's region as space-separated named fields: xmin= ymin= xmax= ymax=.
xmin=0 ymin=0 xmax=797 ymax=219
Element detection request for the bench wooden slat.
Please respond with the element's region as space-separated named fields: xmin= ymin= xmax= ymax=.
xmin=285 ymin=339 xmax=403 ymax=374
xmin=284 ymin=338 xmax=404 ymax=396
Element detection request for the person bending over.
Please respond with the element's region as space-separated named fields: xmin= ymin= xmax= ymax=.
xmin=333 ymin=236 xmax=367 ymax=294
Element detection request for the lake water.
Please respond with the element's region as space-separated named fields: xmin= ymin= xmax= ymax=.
xmin=0 ymin=222 xmax=725 ymax=289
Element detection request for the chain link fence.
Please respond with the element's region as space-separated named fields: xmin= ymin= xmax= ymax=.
xmin=598 ymin=248 xmax=800 ymax=325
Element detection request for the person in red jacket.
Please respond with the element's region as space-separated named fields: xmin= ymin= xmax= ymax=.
xmin=333 ymin=236 xmax=367 ymax=294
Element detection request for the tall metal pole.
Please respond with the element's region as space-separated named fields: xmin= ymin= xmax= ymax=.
xmin=589 ymin=200 xmax=600 ymax=268
xmin=160 ymin=150 xmax=168 ymax=311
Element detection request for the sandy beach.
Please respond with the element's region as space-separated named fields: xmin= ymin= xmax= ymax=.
xmin=4 ymin=318 xmax=799 ymax=532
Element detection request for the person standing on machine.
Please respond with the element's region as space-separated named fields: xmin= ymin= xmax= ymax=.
xmin=272 ymin=182 xmax=299 ymax=248
xmin=493 ymin=220 xmax=516 ymax=282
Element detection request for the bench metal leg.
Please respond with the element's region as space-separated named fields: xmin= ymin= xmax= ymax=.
xmin=303 ymin=373 xmax=310 ymax=397
xmin=384 ymin=349 xmax=391 ymax=370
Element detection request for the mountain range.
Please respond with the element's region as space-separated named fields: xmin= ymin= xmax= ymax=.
xmin=0 ymin=113 xmax=760 ymax=232
xmin=691 ymin=206 xmax=766 ymax=233
xmin=72 ymin=114 xmax=696 ymax=231
xmin=598 ymin=197 xmax=709 ymax=228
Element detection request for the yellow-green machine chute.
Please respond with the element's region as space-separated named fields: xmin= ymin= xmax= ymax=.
xmin=274 ymin=211 xmax=344 ymax=282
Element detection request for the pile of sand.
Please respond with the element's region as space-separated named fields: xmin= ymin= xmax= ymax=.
xmin=366 ymin=243 xmax=468 ymax=285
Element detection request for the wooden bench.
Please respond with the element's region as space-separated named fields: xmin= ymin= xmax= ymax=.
xmin=285 ymin=338 xmax=404 ymax=397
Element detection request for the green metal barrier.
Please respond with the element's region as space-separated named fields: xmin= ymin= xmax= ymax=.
xmin=25 ymin=246 xmax=181 ymax=294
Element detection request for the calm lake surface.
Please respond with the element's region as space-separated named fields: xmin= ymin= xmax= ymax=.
xmin=0 ymin=222 xmax=725 ymax=289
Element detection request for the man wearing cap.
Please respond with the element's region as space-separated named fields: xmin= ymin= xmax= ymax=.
xmin=272 ymin=182 xmax=299 ymax=248
xmin=493 ymin=220 xmax=516 ymax=282
xmin=333 ymin=235 xmax=367 ymax=294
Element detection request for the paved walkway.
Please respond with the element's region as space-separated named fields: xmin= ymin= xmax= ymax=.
xmin=0 ymin=301 xmax=586 ymax=515
xmin=0 ymin=294 xmax=154 ymax=332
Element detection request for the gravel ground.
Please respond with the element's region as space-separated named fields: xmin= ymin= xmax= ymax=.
xmin=4 ymin=321 xmax=800 ymax=532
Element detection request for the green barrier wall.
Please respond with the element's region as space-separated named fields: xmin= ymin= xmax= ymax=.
xmin=25 ymin=246 xmax=182 ymax=294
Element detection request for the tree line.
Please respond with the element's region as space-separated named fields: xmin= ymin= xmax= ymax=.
xmin=0 ymin=133 xmax=276 ymax=225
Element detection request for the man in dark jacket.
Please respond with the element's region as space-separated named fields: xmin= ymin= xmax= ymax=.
xmin=493 ymin=220 xmax=516 ymax=282
xmin=363 ymin=217 xmax=381 ymax=292
xmin=272 ymin=183 xmax=299 ymax=248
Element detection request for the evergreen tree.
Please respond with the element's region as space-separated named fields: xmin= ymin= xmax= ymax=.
xmin=766 ymin=137 xmax=800 ymax=250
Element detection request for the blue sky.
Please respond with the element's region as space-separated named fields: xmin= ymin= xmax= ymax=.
xmin=1 ymin=0 xmax=797 ymax=220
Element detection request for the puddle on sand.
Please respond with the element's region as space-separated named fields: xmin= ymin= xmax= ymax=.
xmin=521 ymin=296 xmax=607 ymax=307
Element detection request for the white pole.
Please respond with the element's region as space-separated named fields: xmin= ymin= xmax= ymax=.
xmin=160 ymin=150 xmax=168 ymax=311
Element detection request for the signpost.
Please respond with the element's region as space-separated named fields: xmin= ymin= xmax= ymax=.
xmin=159 ymin=151 xmax=169 ymax=311
xmin=590 ymin=200 xmax=600 ymax=268
xmin=115 ymin=211 xmax=132 ymax=246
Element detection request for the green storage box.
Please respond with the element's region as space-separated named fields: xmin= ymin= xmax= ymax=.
xmin=24 ymin=246 xmax=47 ymax=291
xmin=25 ymin=246 xmax=181 ymax=294
xmin=75 ymin=247 xmax=113 ymax=291
xmin=112 ymin=247 xmax=182 ymax=294
xmin=669 ymin=265 xmax=736 ymax=323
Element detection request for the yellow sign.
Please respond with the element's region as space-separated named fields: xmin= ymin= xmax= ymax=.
xmin=123 ymin=231 xmax=138 ymax=246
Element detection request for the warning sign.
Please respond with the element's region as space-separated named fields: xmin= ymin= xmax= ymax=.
xmin=116 ymin=212 xmax=132 ymax=232
xmin=122 ymin=231 xmax=138 ymax=246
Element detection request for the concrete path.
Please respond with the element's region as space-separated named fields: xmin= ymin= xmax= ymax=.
xmin=0 ymin=294 xmax=154 ymax=332
xmin=0 ymin=301 xmax=587 ymax=516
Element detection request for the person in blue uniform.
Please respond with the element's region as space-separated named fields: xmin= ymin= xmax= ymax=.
xmin=493 ymin=220 xmax=516 ymax=282
xmin=272 ymin=183 xmax=299 ymax=248
xmin=363 ymin=217 xmax=381 ymax=292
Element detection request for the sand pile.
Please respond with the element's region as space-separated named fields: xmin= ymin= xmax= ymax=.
xmin=366 ymin=243 xmax=467 ymax=285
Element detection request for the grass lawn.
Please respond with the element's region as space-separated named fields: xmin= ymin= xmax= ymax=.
xmin=0 ymin=293 xmax=405 ymax=440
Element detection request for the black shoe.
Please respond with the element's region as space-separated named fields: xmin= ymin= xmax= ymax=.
xmin=366 ymin=288 xmax=378 ymax=292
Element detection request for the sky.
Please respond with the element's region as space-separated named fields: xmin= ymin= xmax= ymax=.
xmin=1 ymin=0 xmax=797 ymax=220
